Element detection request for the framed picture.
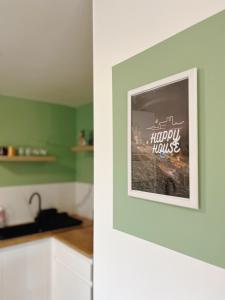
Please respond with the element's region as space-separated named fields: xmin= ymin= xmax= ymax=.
xmin=128 ymin=68 xmax=198 ymax=209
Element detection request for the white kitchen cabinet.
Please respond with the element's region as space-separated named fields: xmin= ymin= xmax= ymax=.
xmin=0 ymin=239 xmax=51 ymax=300
xmin=52 ymin=239 xmax=93 ymax=300
xmin=0 ymin=237 xmax=93 ymax=300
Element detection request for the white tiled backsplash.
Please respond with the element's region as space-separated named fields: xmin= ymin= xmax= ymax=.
xmin=0 ymin=182 xmax=93 ymax=225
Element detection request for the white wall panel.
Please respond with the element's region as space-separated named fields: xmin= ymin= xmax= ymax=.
xmin=93 ymin=2 xmax=225 ymax=299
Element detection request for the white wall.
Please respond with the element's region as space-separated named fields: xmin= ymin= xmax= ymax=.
xmin=0 ymin=182 xmax=93 ymax=225
xmin=93 ymin=2 xmax=225 ymax=300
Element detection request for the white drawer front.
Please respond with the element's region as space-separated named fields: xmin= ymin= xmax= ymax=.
xmin=52 ymin=239 xmax=93 ymax=283
xmin=53 ymin=258 xmax=92 ymax=300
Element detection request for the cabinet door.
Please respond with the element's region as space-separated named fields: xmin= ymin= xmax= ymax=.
xmin=2 ymin=244 xmax=27 ymax=300
xmin=1 ymin=239 xmax=51 ymax=300
xmin=52 ymin=239 xmax=93 ymax=300
xmin=53 ymin=258 xmax=92 ymax=300
xmin=25 ymin=239 xmax=51 ymax=300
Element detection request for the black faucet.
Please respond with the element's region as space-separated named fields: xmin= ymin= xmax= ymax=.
xmin=29 ymin=192 xmax=42 ymax=217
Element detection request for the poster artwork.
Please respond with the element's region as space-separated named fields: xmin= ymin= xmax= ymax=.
xmin=131 ymin=79 xmax=189 ymax=199
xmin=128 ymin=69 xmax=198 ymax=208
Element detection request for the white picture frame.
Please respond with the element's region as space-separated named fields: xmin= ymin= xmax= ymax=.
xmin=128 ymin=68 xmax=198 ymax=209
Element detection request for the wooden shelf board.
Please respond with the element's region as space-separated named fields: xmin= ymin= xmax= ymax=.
xmin=71 ymin=145 xmax=94 ymax=153
xmin=0 ymin=156 xmax=56 ymax=162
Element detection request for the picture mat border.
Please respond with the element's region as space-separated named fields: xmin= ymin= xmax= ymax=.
xmin=127 ymin=68 xmax=198 ymax=209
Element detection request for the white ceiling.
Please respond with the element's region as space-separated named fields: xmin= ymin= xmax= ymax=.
xmin=0 ymin=0 xmax=93 ymax=107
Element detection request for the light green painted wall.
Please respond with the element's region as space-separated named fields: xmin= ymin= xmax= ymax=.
xmin=0 ymin=96 xmax=93 ymax=186
xmin=113 ymin=10 xmax=225 ymax=268
xmin=74 ymin=103 xmax=93 ymax=183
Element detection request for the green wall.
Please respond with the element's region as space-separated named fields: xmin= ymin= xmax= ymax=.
xmin=74 ymin=103 xmax=93 ymax=183
xmin=113 ymin=10 xmax=225 ymax=268
xmin=0 ymin=95 xmax=93 ymax=186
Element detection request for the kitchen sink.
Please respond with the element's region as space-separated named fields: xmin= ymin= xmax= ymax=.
xmin=0 ymin=222 xmax=40 ymax=240
xmin=36 ymin=211 xmax=82 ymax=231
xmin=0 ymin=210 xmax=82 ymax=240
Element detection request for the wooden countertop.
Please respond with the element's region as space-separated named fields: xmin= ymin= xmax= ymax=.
xmin=0 ymin=215 xmax=93 ymax=258
xmin=54 ymin=226 xmax=93 ymax=258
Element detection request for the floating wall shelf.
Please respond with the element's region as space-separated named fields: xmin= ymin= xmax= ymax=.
xmin=71 ymin=145 xmax=94 ymax=153
xmin=0 ymin=156 xmax=56 ymax=162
